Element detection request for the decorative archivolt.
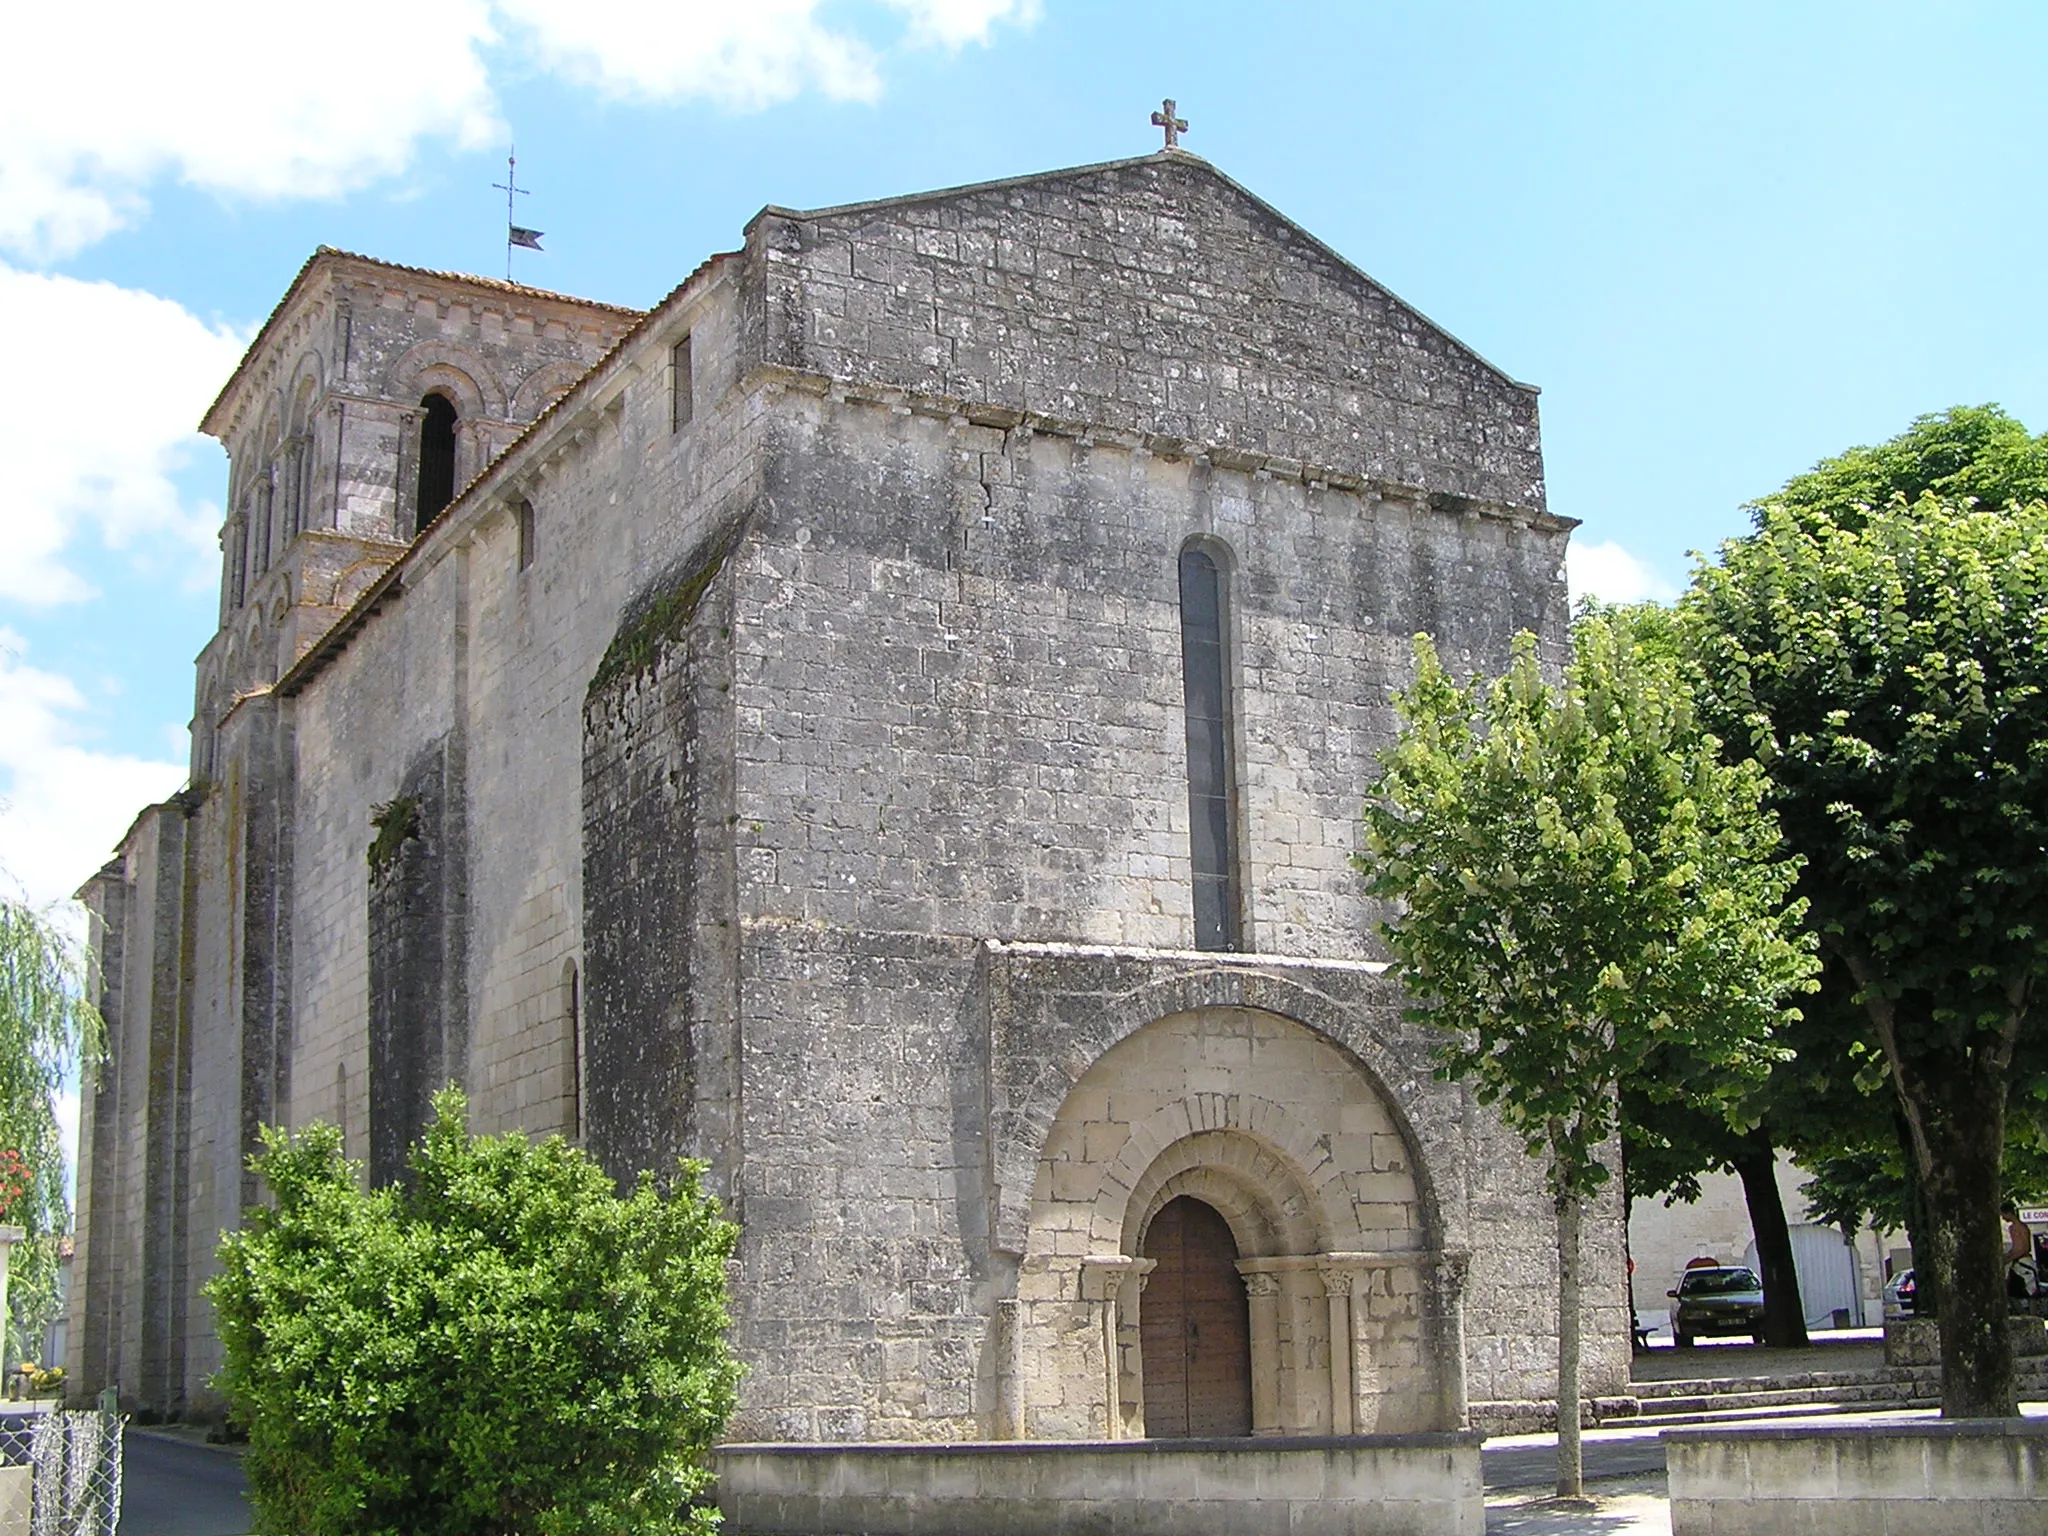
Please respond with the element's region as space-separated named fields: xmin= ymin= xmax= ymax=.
xmin=383 ymin=341 xmax=506 ymax=419
xmin=1112 ymin=1118 xmax=1337 ymax=1258
xmin=286 ymin=352 xmax=325 ymax=433
xmin=991 ymin=966 xmax=1445 ymax=1253
xmin=510 ymin=359 xmax=591 ymax=423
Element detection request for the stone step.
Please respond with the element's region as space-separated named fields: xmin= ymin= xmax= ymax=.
xmin=1473 ymin=1377 xmax=1949 ymax=1436
xmin=1633 ymin=1368 xmax=1938 ymax=1400
xmin=1632 ymin=1382 xmax=1937 ymax=1417
xmin=1624 ymin=1397 xmax=1939 ymax=1430
xmin=1474 ymin=1354 xmax=2048 ymax=1435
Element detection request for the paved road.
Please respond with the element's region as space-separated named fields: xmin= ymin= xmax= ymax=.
xmin=1485 ymin=1427 xmax=1670 ymax=1490
xmin=119 ymin=1432 xmax=250 ymax=1536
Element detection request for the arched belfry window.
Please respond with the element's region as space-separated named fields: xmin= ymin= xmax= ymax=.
xmin=415 ymin=393 xmax=459 ymax=534
xmin=1179 ymin=543 xmax=1243 ymax=951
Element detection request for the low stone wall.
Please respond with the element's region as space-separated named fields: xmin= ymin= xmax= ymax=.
xmin=1884 ymin=1315 xmax=2048 ymax=1366
xmin=716 ymin=1433 xmax=1484 ymax=1536
xmin=1665 ymin=1420 xmax=2048 ymax=1535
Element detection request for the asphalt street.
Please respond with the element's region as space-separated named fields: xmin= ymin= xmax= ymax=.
xmin=1484 ymin=1426 xmax=1672 ymax=1490
xmin=119 ymin=1432 xmax=251 ymax=1536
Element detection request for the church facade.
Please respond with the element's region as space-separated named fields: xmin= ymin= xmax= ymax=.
xmin=72 ymin=150 xmax=1627 ymax=1441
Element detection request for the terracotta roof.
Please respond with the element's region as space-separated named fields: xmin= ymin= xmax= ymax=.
xmin=200 ymin=247 xmax=644 ymax=437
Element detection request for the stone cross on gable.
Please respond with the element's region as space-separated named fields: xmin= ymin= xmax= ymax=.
xmin=1151 ymin=99 xmax=1188 ymax=151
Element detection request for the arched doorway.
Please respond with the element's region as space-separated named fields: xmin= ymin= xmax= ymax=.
xmin=1140 ymin=1195 xmax=1252 ymax=1437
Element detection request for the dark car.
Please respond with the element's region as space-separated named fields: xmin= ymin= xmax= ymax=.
xmin=1885 ymin=1268 xmax=1917 ymax=1319
xmin=1667 ymin=1265 xmax=1766 ymax=1347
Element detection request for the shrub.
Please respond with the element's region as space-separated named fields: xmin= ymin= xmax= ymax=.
xmin=209 ymin=1089 xmax=741 ymax=1536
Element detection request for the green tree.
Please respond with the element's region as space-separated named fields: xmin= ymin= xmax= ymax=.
xmin=1686 ymin=415 xmax=2048 ymax=1416
xmin=1622 ymin=1094 xmax=1809 ymax=1348
xmin=209 ymin=1089 xmax=742 ymax=1536
xmin=1360 ymin=616 xmax=1815 ymax=1495
xmin=0 ymin=896 xmax=104 ymax=1367
xmin=1608 ymin=603 xmax=1817 ymax=1350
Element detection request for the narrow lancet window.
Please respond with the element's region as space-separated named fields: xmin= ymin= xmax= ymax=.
xmin=416 ymin=393 xmax=459 ymax=533
xmin=671 ymin=336 xmax=694 ymax=431
xmin=563 ymin=961 xmax=582 ymax=1140
xmin=516 ymin=498 xmax=536 ymax=571
xmin=1179 ymin=545 xmax=1242 ymax=951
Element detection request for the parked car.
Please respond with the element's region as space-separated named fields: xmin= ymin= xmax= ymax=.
xmin=1667 ymin=1265 xmax=1766 ymax=1347
xmin=1884 ymin=1268 xmax=1917 ymax=1320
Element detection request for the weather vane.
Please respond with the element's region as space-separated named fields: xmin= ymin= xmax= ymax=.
xmin=492 ymin=149 xmax=544 ymax=281
xmin=1151 ymin=99 xmax=1188 ymax=151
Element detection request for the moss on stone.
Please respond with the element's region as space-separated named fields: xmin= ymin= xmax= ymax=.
xmin=367 ymin=795 xmax=421 ymax=881
xmin=588 ymin=532 xmax=736 ymax=697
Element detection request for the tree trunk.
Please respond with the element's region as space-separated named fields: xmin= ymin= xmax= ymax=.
xmin=1555 ymin=1187 xmax=1584 ymax=1497
xmin=1734 ymin=1134 xmax=1809 ymax=1348
xmin=1897 ymin=1106 xmax=1937 ymax=1319
xmin=1899 ymin=1062 xmax=2015 ymax=1417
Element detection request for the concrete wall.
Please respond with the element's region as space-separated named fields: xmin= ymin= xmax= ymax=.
xmin=1666 ymin=1420 xmax=2048 ymax=1535
xmin=716 ymin=1434 xmax=1485 ymax=1536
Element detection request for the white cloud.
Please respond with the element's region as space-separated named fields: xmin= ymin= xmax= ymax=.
xmin=0 ymin=1 xmax=503 ymax=261
xmin=0 ymin=264 xmax=246 ymax=608
xmin=888 ymin=0 xmax=1042 ymax=48
xmin=1566 ymin=539 xmax=1680 ymax=607
xmin=494 ymin=0 xmax=1037 ymax=108
xmin=0 ymin=630 xmax=186 ymax=910
xmin=1 ymin=0 xmax=1039 ymax=260
xmin=497 ymin=0 xmax=883 ymax=107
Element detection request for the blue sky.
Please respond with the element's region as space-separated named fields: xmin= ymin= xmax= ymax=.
xmin=4 ymin=0 xmax=2046 ymax=915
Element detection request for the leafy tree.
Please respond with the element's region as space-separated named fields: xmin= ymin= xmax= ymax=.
xmin=209 ymin=1089 xmax=742 ymax=1536
xmin=1686 ymin=416 xmax=2048 ymax=1417
xmin=1766 ymin=405 xmax=2048 ymax=533
xmin=1611 ymin=603 xmax=1819 ymax=1350
xmin=1360 ymin=616 xmax=1815 ymax=1494
xmin=0 ymin=895 xmax=104 ymax=1365
xmin=1622 ymin=1095 xmax=1809 ymax=1348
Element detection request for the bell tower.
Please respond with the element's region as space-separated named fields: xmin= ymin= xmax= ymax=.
xmin=193 ymin=250 xmax=640 ymax=772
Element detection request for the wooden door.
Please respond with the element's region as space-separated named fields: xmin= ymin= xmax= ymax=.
xmin=1140 ymin=1196 xmax=1252 ymax=1437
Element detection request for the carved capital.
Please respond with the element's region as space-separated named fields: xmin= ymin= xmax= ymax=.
xmin=1242 ymin=1271 xmax=1282 ymax=1299
xmin=1433 ymin=1249 xmax=1472 ymax=1306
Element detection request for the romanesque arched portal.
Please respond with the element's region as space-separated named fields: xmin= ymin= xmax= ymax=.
xmin=1014 ymin=1006 xmax=1457 ymax=1439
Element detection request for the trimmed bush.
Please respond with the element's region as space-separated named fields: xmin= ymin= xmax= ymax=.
xmin=209 ymin=1089 xmax=741 ymax=1536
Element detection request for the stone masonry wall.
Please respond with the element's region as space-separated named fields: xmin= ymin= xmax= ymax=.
xmin=715 ymin=386 xmax=1590 ymax=1436
xmin=582 ymin=535 xmax=741 ymax=1184
xmin=366 ymin=736 xmax=465 ymax=1184
xmin=79 ymin=158 xmax=1605 ymax=1432
xmin=279 ymin=263 xmax=756 ymax=1185
xmin=752 ymin=153 xmax=1545 ymax=512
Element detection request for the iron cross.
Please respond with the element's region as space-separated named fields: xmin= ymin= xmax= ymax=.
xmin=492 ymin=149 xmax=537 ymax=281
xmin=1151 ymin=99 xmax=1188 ymax=151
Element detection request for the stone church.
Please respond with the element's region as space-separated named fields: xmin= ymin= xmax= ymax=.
xmin=71 ymin=147 xmax=1627 ymax=1455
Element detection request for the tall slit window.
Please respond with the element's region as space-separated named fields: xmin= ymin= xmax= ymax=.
xmin=670 ymin=335 xmax=694 ymax=432
xmin=416 ymin=393 xmax=459 ymax=533
xmin=563 ymin=961 xmax=582 ymax=1140
xmin=515 ymin=498 xmax=537 ymax=571
xmin=1179 ymin=544 xmax=1242 ymax=951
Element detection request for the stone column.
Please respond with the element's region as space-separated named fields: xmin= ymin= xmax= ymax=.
xmin=1080 ymin=1255 xmax=1152 ymax=1440
xmin=1240 ymin=1268 xmax=1282 ymax=1434
xmin=991 ymin=1298 xmax=1023 ymax=1440
xmin=1426 ymin=1250 xmax=1472 ymax=1429
xmin=1320 ymin=1264 xmax=1356 ymax=1435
